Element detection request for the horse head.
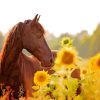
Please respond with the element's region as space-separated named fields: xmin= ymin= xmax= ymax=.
xmin=21 ymin=14 xmax=53 ymax=67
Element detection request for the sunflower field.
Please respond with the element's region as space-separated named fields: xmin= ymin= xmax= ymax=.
xmin=1 ymin=37 xmax=100 ymax=100
xmin=30 ymin=37 xmax=100 ymax=100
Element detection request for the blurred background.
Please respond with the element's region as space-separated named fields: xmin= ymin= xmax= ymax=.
xmin=1 ymin=24 xmax=100 ymax=58
xmin=0 ymin=0 xmax=100 ymax=58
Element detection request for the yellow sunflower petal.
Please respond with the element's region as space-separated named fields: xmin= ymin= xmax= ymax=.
xmin=33 ymin=70 xmax=50 ymax=86
xmin=55 ymin=47 xmax=77 ymax=67
xmin=89 ymin=53 xmax=100 ymax=71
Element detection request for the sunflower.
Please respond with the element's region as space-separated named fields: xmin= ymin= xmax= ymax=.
xmin=89 ymin=53 xmax=100 ymax=71
xmin=55 ymin=47 xmax=77 ymax=66
xmin=33 ymin=70 xmax=50 ymax=86
xmin=61 ymin=37 xmax=72 ymax=47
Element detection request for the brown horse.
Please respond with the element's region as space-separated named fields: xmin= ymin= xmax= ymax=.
xmin=0 ymin=14 xmax=53 ymax=99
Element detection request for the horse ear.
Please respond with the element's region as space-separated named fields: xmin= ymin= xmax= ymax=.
xmin=37 ymin=15 xmax=41 ymax=21
xmin=34 ymin=14 xmax=39 ymax=22
xmin=31 ymin=14 xmax=40 ymax=25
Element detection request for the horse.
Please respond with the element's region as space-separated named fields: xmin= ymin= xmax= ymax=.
xmin=0 ymin=14 xmax=53 ymax=99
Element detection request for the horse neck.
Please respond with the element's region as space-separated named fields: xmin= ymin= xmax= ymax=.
xmin=0 ymin=29 xmax=22 ymax=73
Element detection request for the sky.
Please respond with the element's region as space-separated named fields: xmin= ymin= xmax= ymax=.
xmin=0 ymin=0 xmax=100 ymax=37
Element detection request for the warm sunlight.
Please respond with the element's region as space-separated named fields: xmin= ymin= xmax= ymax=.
xmin=0 ymin=1 xmax=100 ymax=99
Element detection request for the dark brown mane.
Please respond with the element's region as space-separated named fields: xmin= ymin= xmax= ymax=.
xmin=0 ymin=22 xmax=23 ymax=69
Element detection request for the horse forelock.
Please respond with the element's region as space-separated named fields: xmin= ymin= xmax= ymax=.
xmin=24 ymin=19 xmax=31 ymax=24
xmin=23 ymin=18 xmax=45 ymax=36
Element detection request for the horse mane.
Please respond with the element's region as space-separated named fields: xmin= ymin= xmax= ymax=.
xmin=0 ymin=22 xmax=23 ymax=67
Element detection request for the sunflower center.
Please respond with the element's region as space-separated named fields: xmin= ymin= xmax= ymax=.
xmin=63 ymin=40 xmax=69 ymax=45
xmin=62 ymin=51 xmax=74 ymax=64
xmin=38 ymin=75 xmax=46 ymax=82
